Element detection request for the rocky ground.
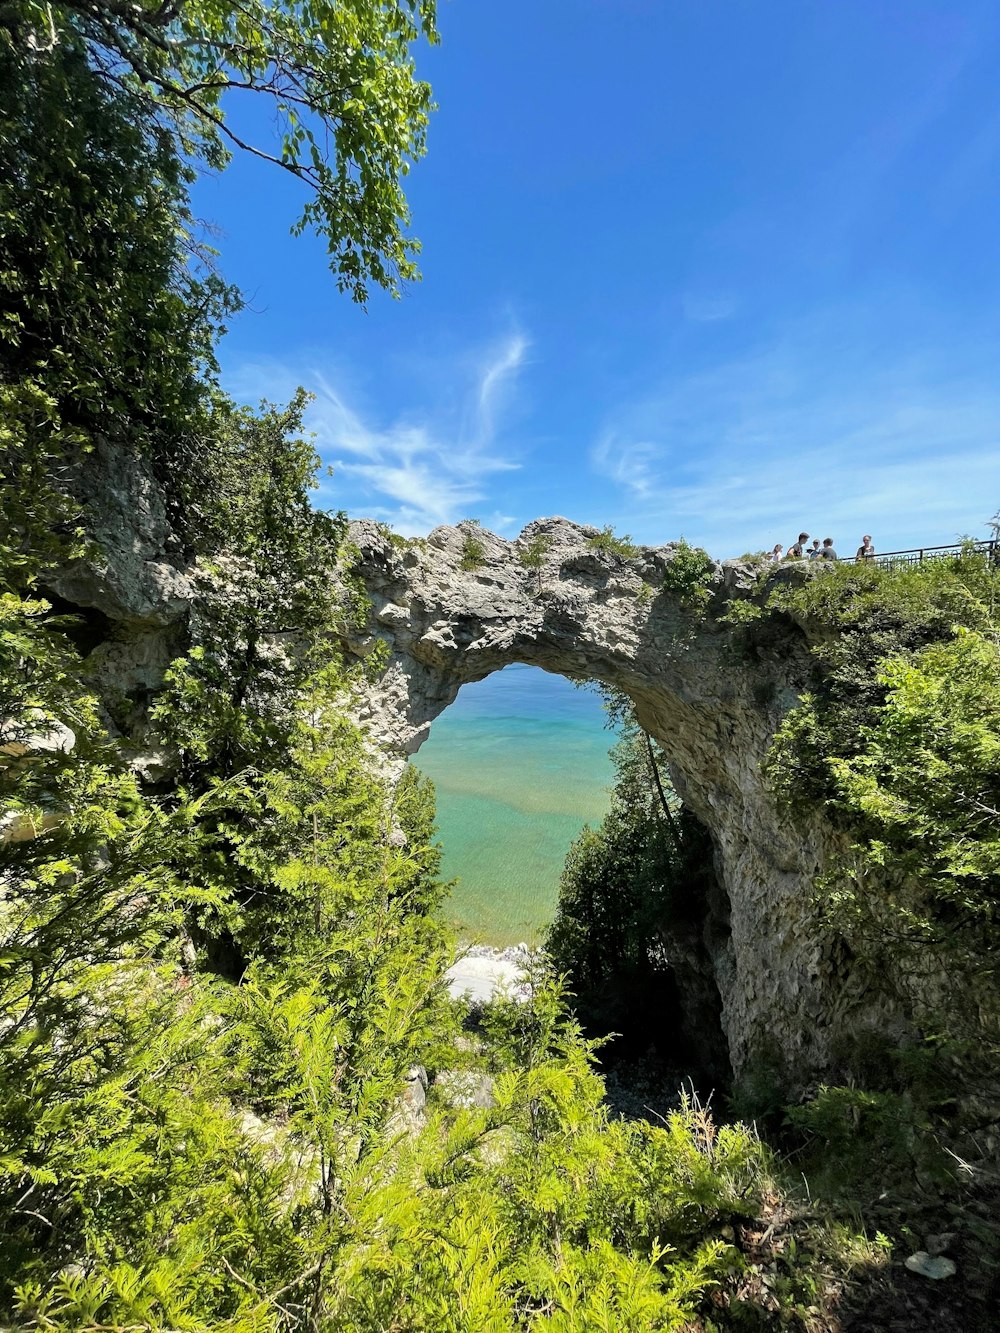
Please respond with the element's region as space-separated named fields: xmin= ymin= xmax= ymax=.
xmin=444 ymin=943 xmax=531 ymax=1003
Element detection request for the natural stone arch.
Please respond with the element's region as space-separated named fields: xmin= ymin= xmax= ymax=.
xmin=344 ymin=517 xmax=879 ymax=1085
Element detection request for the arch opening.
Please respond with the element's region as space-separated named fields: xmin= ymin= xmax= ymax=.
xmin=410 ymin=660 xmax=732 ymax=1093
xmin=415 ymin=664 xmax=617 ymax=946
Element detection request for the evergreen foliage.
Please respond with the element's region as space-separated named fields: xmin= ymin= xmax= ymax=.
xmin=0 ymin=585 xmax=784 ymax=1326
xmin=764 ymin=553 xmax=1000 ymax=1062
xmin=458 ymin=521 xmax=487 ymax=572
xmin=517 ymin=532 xmax=553 ymax=594
xmin=548 ymin=696 xmax=716 ymax=1075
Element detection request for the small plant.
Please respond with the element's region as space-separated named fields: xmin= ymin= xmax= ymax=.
xmin=661 ymin=538 xmax=715 ymax=611
xmin=518 ymin=532 xmax=552 ymax=593
xmin=587 ymin=525 xmax=639 ymax=560
xmin=719 ymin=597 xmax=764 ymax=628
xmin=635 ymin=581 xmax=654 ymax=608
xmin=458 ymin=520 xmax=486 ymax=572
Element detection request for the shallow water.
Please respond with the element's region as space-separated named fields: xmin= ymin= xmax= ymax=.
xmin=414 ymin=665 xmax=616 ymax=945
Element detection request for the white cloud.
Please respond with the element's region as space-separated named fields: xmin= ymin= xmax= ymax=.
xmin=227 ymin=333 xmax=528 ymax=535
xmin=483 ymin=509 xmax=519 ymax=535
xmin=477 ymin=334 xmax=529 ymax=442
xmin=591 ymin=312 xmax=1000 ymax=557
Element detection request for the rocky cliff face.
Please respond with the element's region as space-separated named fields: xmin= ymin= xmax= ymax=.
xmin=44 ymin=441 xmax=194 ymax=782
xmin=343 ymin=517 xmax=895 ymax=1083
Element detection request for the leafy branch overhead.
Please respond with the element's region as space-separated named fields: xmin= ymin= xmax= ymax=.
xmin=10 ymin=0 xmax=438 ymax=301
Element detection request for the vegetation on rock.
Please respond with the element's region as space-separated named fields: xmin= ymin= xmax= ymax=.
xmin=517 ymin=531 xmax=553 ymax=594
xmin=458 ymin=521 xmax=487 ymax=572
xmin=763 ymin=553 xmax=1000 ymax=1073
xmin=661 ymin=538 xmax=716 ymax=611
xmin=586 ymin=525 xmax=639 ymax=560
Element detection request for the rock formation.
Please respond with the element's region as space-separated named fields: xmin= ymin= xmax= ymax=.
xmin=344 ymin=517 xmax=881 ymax=1083
xmin=41 ymin=478 xmax=895 ymax=1087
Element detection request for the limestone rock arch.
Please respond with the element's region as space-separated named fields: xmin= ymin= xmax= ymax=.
xmin=345 ymin=517 xmax=874 ymax=1084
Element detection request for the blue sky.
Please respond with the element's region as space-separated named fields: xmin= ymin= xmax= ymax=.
xmin=194 ymin=0 xmax=1000 ymax=557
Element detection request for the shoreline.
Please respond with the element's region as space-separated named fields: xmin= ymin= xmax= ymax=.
xmin=445 ymin=942 xmax=536 ymax=1003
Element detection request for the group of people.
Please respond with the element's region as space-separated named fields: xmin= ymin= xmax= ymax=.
xmin=768 ymin=533 xmax=875 ymax=564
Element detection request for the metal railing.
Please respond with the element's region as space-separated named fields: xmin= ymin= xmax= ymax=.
xmin=861 ymin=540 xmax=998 ymax=569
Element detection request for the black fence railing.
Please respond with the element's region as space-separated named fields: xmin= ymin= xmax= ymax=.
xmin=861 ymin=540 xmax=998 ymax=569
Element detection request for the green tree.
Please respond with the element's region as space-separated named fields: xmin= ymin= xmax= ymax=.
xmin=548 ymin=699 xmax=716 ymax=1073
xmin=7 ymin=0 xmax=438 ymax=302
xmin=518 ymin=531 xmax=552 ymax=594
xmin=151 ymin=393 xmax=354 ymax=776
xmin=0 ymin=29 xmax=237 ymax=574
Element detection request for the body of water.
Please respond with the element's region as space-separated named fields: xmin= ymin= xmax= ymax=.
xmin=414 ymin=665 xmax=616 ymax=945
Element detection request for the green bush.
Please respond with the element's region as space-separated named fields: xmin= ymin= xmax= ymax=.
xmin=587 ymin=525 xmax=639 ymax=559
xmin=661 ymin=539 xmax=715 ymax=611
xmin=459 ymin=521 xmax=486 ymax=571
xmin=765 ymin=551 xmax=1000 ymax=1063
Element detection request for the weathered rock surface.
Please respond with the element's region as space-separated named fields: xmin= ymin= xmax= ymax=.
xmin=50 ymin=437 xmax=193 ymax=625
xmin=343 ymin=517 xmax=888 ymax=1084
xmin=42 ymin=441 xmax=195 ymax=771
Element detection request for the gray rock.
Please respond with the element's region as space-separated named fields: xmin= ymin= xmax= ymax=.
xmin=435 ymin=1069 xmax=495 ymax=1110
xmin=390 ymin=1065 xmax=429 ymax=1135
xmin=445 ymin=956 xmax=525 ymax=1004
xmin=925 ymin=1232 xmax=956 ymax=1256
xmin=0 ymin=715 xmax=76 ymax=760
xmin=905 ymin=1251 xmax=957 ymax=1280
xmin=45 ymin=445 xmax=963 ymax=1092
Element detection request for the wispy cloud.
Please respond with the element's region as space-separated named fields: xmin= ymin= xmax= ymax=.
xmin=681 ymin=294 xmax=737 ymax=324
xmin=228 ymin=333 xmax=528 ymax=534
xmin=478 ymin=335 xmax=528 ymax=441
xmin=591 ymin=308 xmax=1000 ymax=557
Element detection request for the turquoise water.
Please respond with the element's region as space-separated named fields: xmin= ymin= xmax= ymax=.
xmin=414 ymin=666 xmax=616 ymax=945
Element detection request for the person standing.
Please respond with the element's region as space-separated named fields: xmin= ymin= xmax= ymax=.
xmin=769 ymin=543 xmax=784 ymax=562
xmin=820 ymin=537 xmax=838 ymax=560
xmin=855 ymin=534 xmax=875 ymax=562
xmin=787 ymin=532 xmax=809 ymax=558
xmin=808 ymin=539 xmax=822 ymax=560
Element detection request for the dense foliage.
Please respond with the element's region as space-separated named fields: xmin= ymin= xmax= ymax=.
xmin=661 ymin=539 xmax=716 ymax=611
xmin=548 ymin=702 xmax=719 ymax=1079
xmin=0 ymin=26 xmax=232 ymax=572
xmin=763 ymin=554 xmax=1000 ymax=1061
xmin=8 ymin=0 xmax=997 ymax=1318
xmin=1 ymin=556 xmax=797 ymax=1327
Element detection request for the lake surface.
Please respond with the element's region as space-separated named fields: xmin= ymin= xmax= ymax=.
xmin=414 ymin=665 xmax=616 ymax=945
